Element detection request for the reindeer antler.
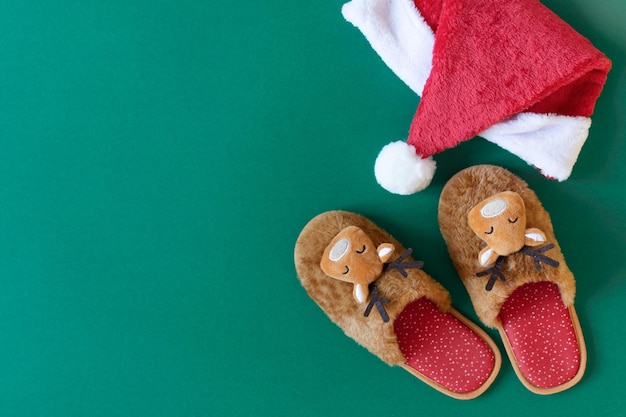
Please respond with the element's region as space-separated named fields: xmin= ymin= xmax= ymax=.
xmin=364 ymin=283 xmax=390 ymax=322
xmin=383 ymin=248 xmax=424 ymax=277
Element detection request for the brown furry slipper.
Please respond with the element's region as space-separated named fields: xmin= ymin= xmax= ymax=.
xmin=294 ymin=210 xmax=501 ymax=399
xmin=438 ymin=165 xmax=586 ymax=394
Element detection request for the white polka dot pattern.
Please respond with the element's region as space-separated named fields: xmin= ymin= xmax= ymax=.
xmin=394 ymin=298 xmax=496 ymax=394
xmin=499 ymin=282 xmax=581 ymax=388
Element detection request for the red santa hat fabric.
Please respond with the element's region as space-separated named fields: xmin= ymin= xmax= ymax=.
xmin=343 ymin=0 xmax=611 ymax=194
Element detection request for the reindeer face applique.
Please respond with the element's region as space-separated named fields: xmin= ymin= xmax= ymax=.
xmin=468 ymin=191 xmax=547 ymax=267
xmin=320 ymin=226 xmax=395 ymax=303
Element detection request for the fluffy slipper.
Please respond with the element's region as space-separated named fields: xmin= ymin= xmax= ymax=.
xmin=294 ymin=211 xmax=501 ymax=399
xmin=438 ymin=165 xmax=586 ymax=394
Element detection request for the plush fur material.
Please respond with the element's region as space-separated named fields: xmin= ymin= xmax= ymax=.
xmin=342 ymin=0 xmax=435 ymax=95
xmin=320 ymin=225 xmax=395 ymax=303
xmin=374 ymin=141 xmax=436 ymax=195
xmin=408 ymin=0 xmax=610 ymax=157
xmin=468 ymin=191 xmax=547 ymax=265
xmin=342 ymin=0 xmax=611 ymax=191
xmin=479 ymin=113 xmax=592 ymax=181
xmin=438 ymin=165 xmax=576 ymax=328
xmin=294 ymin=211 xmax=451 ymax=365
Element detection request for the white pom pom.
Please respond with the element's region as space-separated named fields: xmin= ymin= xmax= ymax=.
xmin=374 ymin=141 xmax=436 ymax=195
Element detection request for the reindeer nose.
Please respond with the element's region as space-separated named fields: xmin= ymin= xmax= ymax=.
xmin=480 ymin=198 xmax=507 ymax=218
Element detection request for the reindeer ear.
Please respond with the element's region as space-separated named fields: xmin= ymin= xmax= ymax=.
xmin=479 ymin=246 xmax=498 ymax=266
xmin=377 ymin=243 xmax=395 ymax=263
xmin=524 ymin=227 xmax=546 ymax=246
xmin=353 ymin=283 xmax=369 ymax=303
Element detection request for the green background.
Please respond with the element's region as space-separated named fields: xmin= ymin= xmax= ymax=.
xmin=0 ymin=0 xmax=623 ymax=415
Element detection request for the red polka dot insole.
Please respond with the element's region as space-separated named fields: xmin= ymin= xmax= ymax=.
xmin=394 ymin=298 xmax=496 ymax=394
xmin=498 ymin=281 xmax=581 ymax=389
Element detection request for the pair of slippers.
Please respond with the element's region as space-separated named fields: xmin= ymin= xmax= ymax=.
xmin=294 ymin=165 xmax=585 ymax=399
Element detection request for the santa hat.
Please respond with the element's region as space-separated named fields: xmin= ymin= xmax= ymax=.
xmin=342 ymin=0 xmax=611 ymax=195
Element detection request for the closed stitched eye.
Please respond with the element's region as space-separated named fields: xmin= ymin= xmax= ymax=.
xmin=342 ymin=266 xmax=350 ymax=275
xmin=356 ymin=245 xmax=366 ymax=254
xmin=508 ymin=217 xmax=518 ymax=224
xmin=485 ymin=226 xmax=494 ymax=235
